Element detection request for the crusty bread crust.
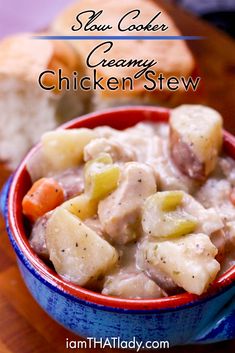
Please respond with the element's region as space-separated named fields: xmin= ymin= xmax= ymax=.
xmin=46 ymin=39 xmax=83 ymax=92
xmin=0 ymin=34 xmax=53 ymax=80
xmin=0 ymin=33 xmax=80 ymax=92
xmin=0 ymin=33 xmax=90 ymax=168
xmin=51 ymin=0 xmax=195 ymax=98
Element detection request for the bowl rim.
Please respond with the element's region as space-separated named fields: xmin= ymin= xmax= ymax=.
xmin=7 ymin=105 xmax=235 ymax=312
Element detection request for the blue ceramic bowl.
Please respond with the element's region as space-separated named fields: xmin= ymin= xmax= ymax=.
xmin=1 ymin=107 xmax=235 ymax=346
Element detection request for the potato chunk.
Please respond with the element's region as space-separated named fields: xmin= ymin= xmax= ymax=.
xmin=142 ymin=233 xmax=220 ymax=295
xmin=84 ymin=153 xmax=120 ymax=200
xmin=142 ymin=191 xmax=198 ymax=238
xmin=62 ymin=193 xmax=98 ymax=220
xmin=136 ymin=240 xmax=179 ymax=294
xmin=170 ymin=105 xmax=223 ymax=180
xmin=46 ymin=208 xmax=118 ymax=285
xmin=102 ymin=271 xmax=166 ymax=299
xmin=42 ymin=128 xmax=95 ymax=172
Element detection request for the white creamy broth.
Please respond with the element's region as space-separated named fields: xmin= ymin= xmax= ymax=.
xmin=26 ymin=109 xmax=235 ymax=299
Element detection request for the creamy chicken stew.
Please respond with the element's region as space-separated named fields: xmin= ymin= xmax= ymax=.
xmin=23 ymin=105 xmax=235 ymax=299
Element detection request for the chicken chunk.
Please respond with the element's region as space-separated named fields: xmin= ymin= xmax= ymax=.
xmin=84 ymin=217 xmax=106 ymax=239
xmin=94 ymin=124 xmax=196 ymax=193
xmin=195 ymin=179 xmax=232 ymax=210
xmin=98 ymin=162 xmax=156 ymax=244
xmin=195 ymin=178 xmax=235 ymax=225
xmin=121 ymin=133 xmax=163 ymax=164
xmin=84 ymin=137 xmax=136 ymax=162
xmin=181 ymin=192 xmax=224 ymax=236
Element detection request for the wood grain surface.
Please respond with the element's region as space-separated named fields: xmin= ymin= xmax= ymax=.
xmin=0 ymin=2 xmax=235 ymax=352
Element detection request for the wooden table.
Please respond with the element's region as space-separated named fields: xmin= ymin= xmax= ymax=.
xmin=1 ymin=2 xmax=235 ymax=351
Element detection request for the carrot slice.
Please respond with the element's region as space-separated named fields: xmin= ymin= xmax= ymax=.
xmin=22 ymin=178 xmax=64 ymax=222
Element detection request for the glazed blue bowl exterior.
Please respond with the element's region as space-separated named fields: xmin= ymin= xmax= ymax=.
xmin=1 ymin=178 xmax=235 ymax=346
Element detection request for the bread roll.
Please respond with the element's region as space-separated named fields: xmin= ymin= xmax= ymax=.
xmin=0 ymin=33 xmax=90 ymax=169
xmin=51 ymin=0 xmax=196 ymax=110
